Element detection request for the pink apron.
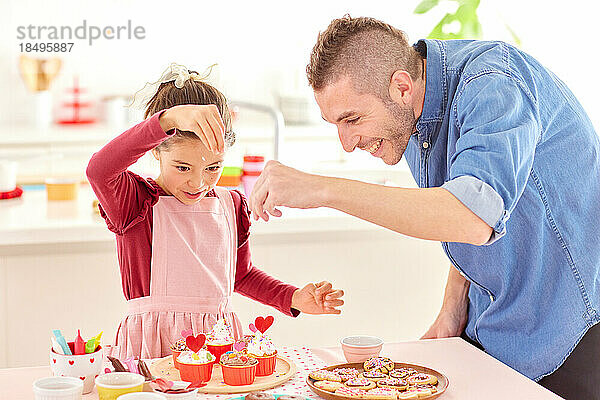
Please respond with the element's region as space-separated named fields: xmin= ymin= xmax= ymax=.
xmin=112 ymin=187 xmax=243 ymax=359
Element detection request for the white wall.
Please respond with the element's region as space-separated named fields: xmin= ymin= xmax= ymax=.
xmin=2 ymin=0 xmax=599 ymax=131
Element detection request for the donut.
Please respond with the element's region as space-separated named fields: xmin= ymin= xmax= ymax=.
xmin=277 ymin=396 xmax=306 ymax=400
xmin=344 ymin=377 xmax=376 ymax=390
xmin=413 ymin=383 xmax=438 ymax=394
xmin=314 ymin=380 xmax=344 ymax=392
xmin=332 ymin=367 xmax=360 ymax=381
xmin=309 ymin=369 xmax=342 ymax=382
xmin=376 ymin=377 xmax=408 ymax=391
xmin=244 ymin=392 xmax=275 ymax=400
xmin=363 ymin=357 xmax=395 ymax=374
xmin=389 ymin=367 xmax=418 ymax=379
xmin=407 ymin=373 xmax=437 ymax=386
xmin=359 ymin=370 xmax=387 ymax=382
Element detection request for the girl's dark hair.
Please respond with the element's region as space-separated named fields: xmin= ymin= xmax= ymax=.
xmin=144 ymin=70 xmax=232 ymax=152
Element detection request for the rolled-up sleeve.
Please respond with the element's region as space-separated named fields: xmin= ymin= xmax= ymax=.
xmin=445 ymin=72 xmax=540 ymax=244
xmin=442 ymin=176 xmax=508 ymax=244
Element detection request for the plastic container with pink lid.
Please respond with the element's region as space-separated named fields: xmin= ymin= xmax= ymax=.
xmin=241 ymin=155 xmax=265 ymax=196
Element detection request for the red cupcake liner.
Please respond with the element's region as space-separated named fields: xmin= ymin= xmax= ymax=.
xmin=178 ymin=361 xmax=213 ymax=383
xmin=172 ymin=350 xmax=182 ymax=370
xmin=207 ymin=343 xmax=233 ymax=363
xmin=220 ymin=363 xmax=257 ymax=386
xmin=252 ymin=352 xmax=277 ymax=376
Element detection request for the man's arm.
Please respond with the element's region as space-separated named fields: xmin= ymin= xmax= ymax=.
xmin=422 ymin=265 xmax=470 ymax=339
xmin=249 ymin=161 xmax=493 ymax=245
xmin=321 ymin=175 xmax=493 ymax=245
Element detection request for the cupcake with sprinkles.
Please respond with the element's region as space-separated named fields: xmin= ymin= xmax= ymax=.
xmin=219 ymin=350 xmax=258 ymax=386
xmin=206 ymin=318 xmax=235 ymax=362
xmin=177 ymin=333 xmax=216 ymax=383
xmin=170 ymin=329 xmax=193 ymax=370
xmin=247 ymin=316 xmax=277 ymax=376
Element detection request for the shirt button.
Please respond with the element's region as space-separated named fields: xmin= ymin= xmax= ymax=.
xmin=422 ymin=141 xmax=429 ymax=149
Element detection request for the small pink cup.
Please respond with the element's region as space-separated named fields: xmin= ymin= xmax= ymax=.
xmin=341 ymin=336 xmax=383 ymax=363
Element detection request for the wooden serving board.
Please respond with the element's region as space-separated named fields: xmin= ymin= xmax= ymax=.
xmin=306 ymin=362 xmax=449 ymax=400
xmin=149 ymin=355 xmax=297 ymax=394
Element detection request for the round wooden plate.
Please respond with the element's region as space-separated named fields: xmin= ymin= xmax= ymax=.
xmin=306 ymin=362 xmax=449 ymax=400
xmin=149 ymin=355 xmax=297 ymax=394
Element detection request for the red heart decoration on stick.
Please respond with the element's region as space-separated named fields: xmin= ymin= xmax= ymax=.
xmin=254 ymin=316 xmax=274 ymax=333
xmin=68 ymin=360 xmax=74 ymax=366
xmin=185 ymin=334 xmax=206 ymax=353
xmin=90 ymin=358 xmax=94 ymax=363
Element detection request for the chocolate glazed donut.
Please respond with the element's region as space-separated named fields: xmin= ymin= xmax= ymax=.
xmin=245 ymin=392 xmax=276 ymax=400
xmin=277 ymin=396 xmax=306 ymax=400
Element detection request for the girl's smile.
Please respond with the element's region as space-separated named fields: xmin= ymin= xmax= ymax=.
xmin=153 ymin=138 xmax=224 ymax=205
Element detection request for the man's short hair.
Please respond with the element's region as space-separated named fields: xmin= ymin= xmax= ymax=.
xmin=306 ymin=15 xmax=422 ymax=97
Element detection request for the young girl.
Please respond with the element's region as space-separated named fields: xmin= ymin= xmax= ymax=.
xmin=86 ymin=63 xmax=344 ymax=359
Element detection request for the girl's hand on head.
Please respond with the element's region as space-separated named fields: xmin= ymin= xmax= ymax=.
xmin=159 ymin=104 xmax=225 ymax=153
xmin=291 ymin=281 xmax=345 ymax=315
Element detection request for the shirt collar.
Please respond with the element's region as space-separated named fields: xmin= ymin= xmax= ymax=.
xmin=415 ymin=39 xmax=447 ymax=136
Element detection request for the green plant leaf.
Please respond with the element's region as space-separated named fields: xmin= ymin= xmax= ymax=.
xmin=505 ymin=23 xmax=522 ymax=46
xmin=428 ymin=13 xmax=455 ymax=39
xmin=414 ymin=0 xmax=440 ymax=14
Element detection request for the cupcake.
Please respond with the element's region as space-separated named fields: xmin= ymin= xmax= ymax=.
xmin=176 ymin=350 xmax=215 ymax=383
xmin=219 ymin=351 xmax=258 ymax=386
xmin=170 ymin=338 xmax=190 ymax=370
xmin=206 ymin=319 xmax=234 ymax=362
xmin=246 ymin=331 xmax=277 ymax=376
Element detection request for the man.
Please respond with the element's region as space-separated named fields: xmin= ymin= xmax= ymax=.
xmin=249 ymin=15 xmax=600 ymax=399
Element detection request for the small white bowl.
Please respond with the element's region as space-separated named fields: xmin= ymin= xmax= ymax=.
xmin=341 ymin=335 xmax=384 ymax=363
xmin=33 ymin=376 xmax=83 ymax=400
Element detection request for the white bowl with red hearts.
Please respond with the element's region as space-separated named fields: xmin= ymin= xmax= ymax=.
xmin=50 ymin=343 xmax=103 ymax=394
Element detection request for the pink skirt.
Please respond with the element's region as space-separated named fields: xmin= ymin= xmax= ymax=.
xmin=110 ymin=296 xmax=243 ymax=360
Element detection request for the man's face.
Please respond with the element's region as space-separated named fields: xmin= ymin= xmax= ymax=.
xmin=153 ymin=139 xmax=224 ymax=205
xmin=314 ymin=76 xmax=416 ymax=165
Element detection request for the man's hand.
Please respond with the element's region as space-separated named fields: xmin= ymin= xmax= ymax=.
xmin=159 ymin=104 xmax=225 ymax=153
xmin=291 ymin=281 xmax=345 ymax=315
xmin=421 ymin=265 xmax=470 ymax=339
xmin=421 ymin=304 xmax=468 ymax=339
xmin=249 ymin=161 xmax=328 ymax=221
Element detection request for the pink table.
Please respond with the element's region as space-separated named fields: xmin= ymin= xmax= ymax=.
xmin=0 ymin=339 xmax=562 ymax=399
xmin=311 ymin=338 xmax=562 ymax=399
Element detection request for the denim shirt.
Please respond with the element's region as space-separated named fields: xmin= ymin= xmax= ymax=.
xmin=404 ymin=39 xmax=600 ymax=380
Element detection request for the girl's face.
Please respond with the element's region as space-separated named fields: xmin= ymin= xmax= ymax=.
xmin=153 ymin=139 xmax=224 ymax=205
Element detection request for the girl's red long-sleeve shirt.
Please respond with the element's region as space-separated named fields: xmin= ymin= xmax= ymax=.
xmin=86 ymin=112 xmax=299 ymax=317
